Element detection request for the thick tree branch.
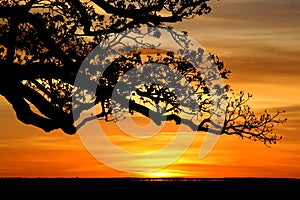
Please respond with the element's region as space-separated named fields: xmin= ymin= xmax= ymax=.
xmin=0 ymin=80 xmax=76 ymax=134
xmin=0 ymin=61 xmax=78 ymax=84
xmin=91 ymin=0 xmax=165 ymax=18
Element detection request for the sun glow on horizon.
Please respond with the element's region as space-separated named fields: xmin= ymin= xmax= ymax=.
xmin=144 ymin=171 xmax=186 ymax=178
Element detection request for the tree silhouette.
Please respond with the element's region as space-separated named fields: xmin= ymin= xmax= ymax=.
xmin=0 ymin=0 xmax=286 ymax=145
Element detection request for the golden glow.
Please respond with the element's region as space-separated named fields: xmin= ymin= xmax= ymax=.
xmin=144 ymin=171 xmax=184 ymax=178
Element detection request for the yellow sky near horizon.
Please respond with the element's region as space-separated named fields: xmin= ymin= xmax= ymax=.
xmin=0 ymin=0 xmax=300 ymax=178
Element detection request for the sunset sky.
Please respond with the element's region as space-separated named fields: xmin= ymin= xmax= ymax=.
xmin=0 ymin=0 xmax=300 ymax=178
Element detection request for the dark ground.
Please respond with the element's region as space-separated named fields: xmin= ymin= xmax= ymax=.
xmin=0 ymin=178 xmax=299 ymax=198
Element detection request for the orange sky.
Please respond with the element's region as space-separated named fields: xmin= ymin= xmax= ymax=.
xmin=0 ymin=0 xmax=300 ymax=178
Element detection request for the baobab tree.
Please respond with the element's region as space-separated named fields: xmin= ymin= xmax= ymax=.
xmin=0 ymin=0 xmax=286 ymax=145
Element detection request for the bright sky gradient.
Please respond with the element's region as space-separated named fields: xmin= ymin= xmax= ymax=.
xmin=0 ymin=0 xmax=300 ymax=178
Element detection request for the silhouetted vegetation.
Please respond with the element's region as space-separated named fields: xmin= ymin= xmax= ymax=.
xmin=0 ymin=177 xmax=299 ymax=198
xmin=0 ymin=0 xmax=286 ymax=145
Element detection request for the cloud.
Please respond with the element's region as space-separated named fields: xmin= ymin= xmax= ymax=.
xmin=171 ymin=2 xmax=300 ymax=100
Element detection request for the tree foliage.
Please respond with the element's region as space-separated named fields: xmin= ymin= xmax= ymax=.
xmin=0 ymin=0 xmax=286 ymax=145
